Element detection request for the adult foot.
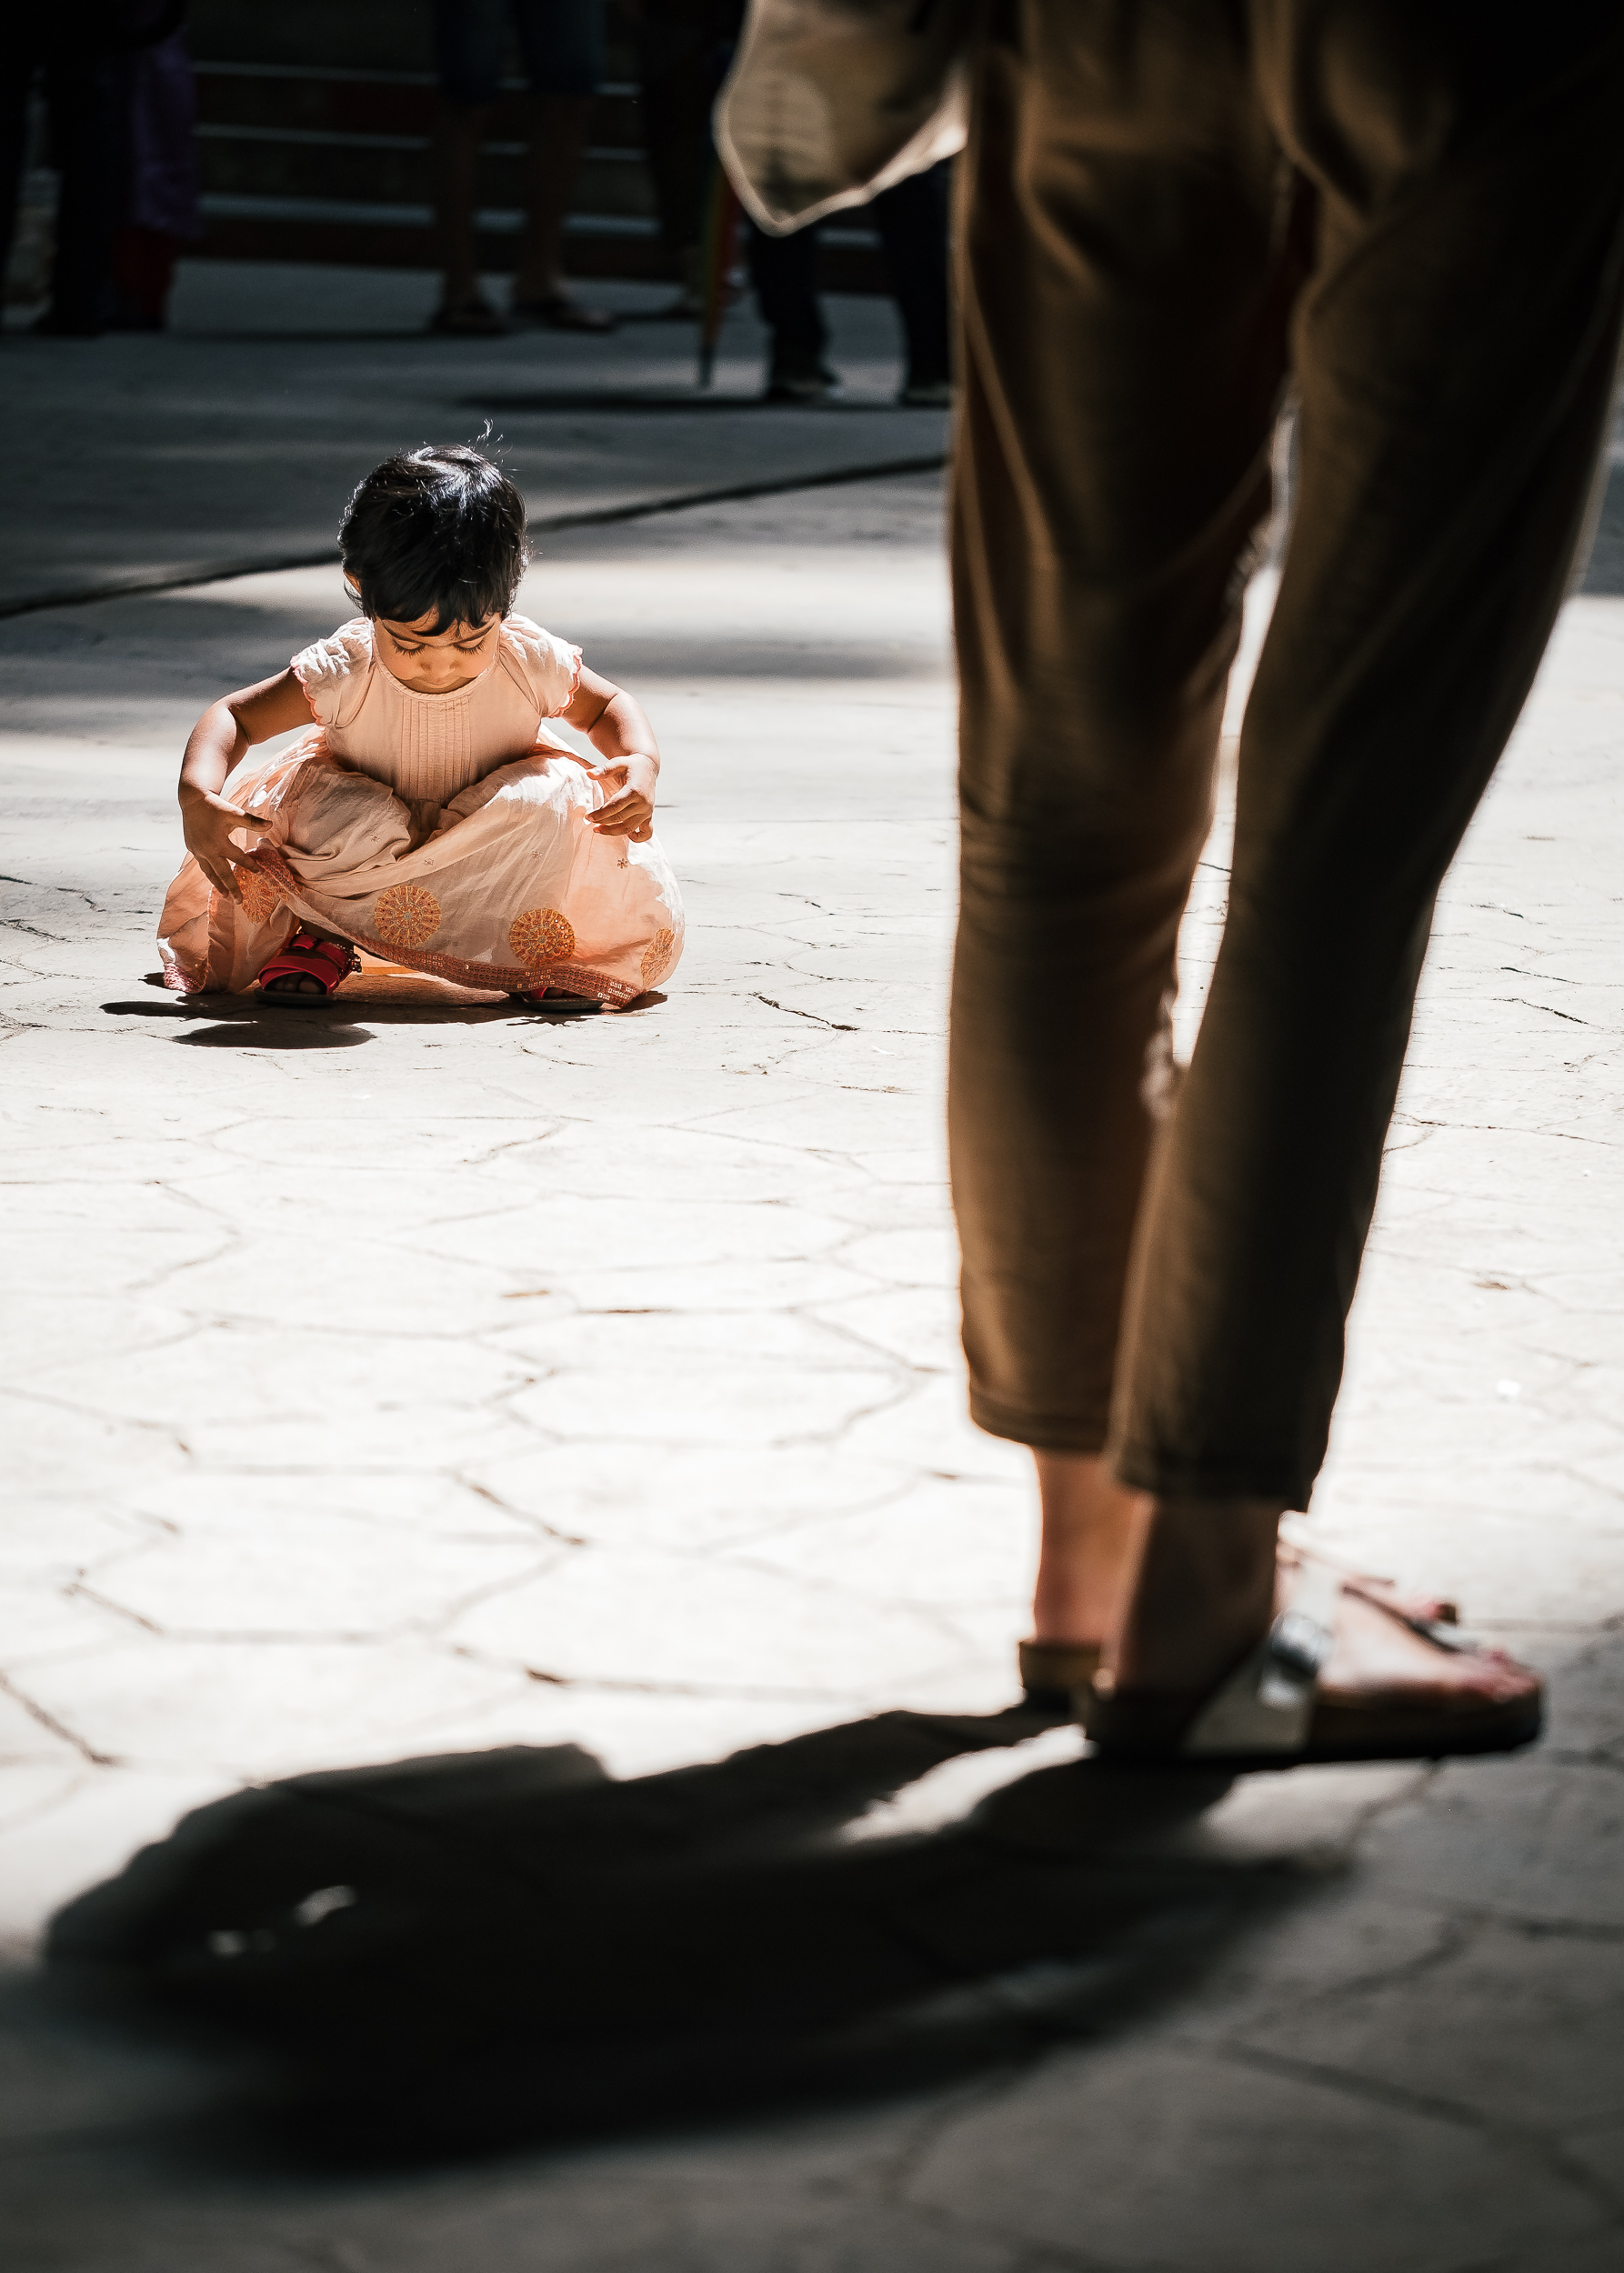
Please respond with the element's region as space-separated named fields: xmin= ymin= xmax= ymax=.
xmin=427 ymin=296 xmax=508 ymax=336
xmin=765 ymin=361 xmax=838 ymax=405
xmin=1093 ymin=1496 xmax=1542 ymax=1761
xmin=512 ymin=293 xmax=617 ymax=333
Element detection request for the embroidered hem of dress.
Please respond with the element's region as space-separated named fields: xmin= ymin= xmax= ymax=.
xmin=161 ymin=845 xmax=642 ymax=1008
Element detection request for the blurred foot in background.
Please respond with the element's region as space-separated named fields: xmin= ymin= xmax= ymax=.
xmin=748 ymin=162 xmax=954 ymax=406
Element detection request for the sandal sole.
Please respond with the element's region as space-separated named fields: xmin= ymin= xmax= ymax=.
xmin=1089 ymin=1690 xmax=1544 ymax=1768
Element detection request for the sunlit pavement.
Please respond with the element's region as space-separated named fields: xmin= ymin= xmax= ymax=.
xmin=1 ymin=269 xmax=1622 ymax=2269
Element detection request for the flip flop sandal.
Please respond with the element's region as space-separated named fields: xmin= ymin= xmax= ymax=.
xmin=1017 ymin=1544 xmax=1453 ymax=1712
xmin=1278 ymin=1527 xmax=1459 ymax=1629
xmin=1081 ymin=1555 xmax=1543 ymax=1768
xmin=1018 ymin=1639 xmax=1103 ymax=1710
xmin=257 ymin=934 xmax=359 ymax=1001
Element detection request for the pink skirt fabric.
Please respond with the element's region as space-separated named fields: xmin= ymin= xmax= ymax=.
xmin=156 ymin=731 xmax=684 ymax=1008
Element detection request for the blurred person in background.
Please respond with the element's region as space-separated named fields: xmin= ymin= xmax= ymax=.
xmin=108 ymin=11 xmax=201 ymax=330
xmin=0 ymin=0 xmax=195 ymax=336
xmin=429 ymin=0 xmax=616 ymax=335
xmin=628 ymin=0 xmax=951 ymax=401
xmin=749 ymin=160 xmax=951 ymax=406
xmin=627 ymin=0 xmax=739 ymax=318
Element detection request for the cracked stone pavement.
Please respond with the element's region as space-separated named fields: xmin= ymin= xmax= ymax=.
xmin=1 ymin=272 xmax=1622 ymax=2270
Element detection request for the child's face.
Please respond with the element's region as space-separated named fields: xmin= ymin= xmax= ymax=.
xmin=373 ymin=609 xmax=501 ymax=695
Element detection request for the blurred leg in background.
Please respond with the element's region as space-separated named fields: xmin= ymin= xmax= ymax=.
xmin=747 ymin=215 xmax=830 ymax=400
xmin=0 ymin=6 xmax=126 ymax=336
xmin=108 ymin=23 xmax=201 ymax=332
xmin=749 ymin=160 xmax=953 ymax=405
xmin=429 ymin=0 xmax=613 ymax=335
xmin=634 ymin=0 xmax=743 ymax=319
xmin=873 ymin=161 xmax=952 ymax=404
xmin=509 ymin=0 xmax=612 ymax=327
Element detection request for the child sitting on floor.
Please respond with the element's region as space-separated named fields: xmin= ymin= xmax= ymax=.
xmin=158 ymin=443 xmax=683 ymax=1009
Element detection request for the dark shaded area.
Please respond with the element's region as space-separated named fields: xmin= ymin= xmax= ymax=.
xmin=46 ymin=1710 xmax=1311 ymax=2166
xmin=463 ymin=392 xmax=896 ymax=416
xmin=1579 ymin=462 xmax=1624 ymax=594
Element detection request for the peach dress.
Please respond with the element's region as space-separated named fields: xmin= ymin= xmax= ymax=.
xmin=156 ymin=615 xmax=684 ymax=1007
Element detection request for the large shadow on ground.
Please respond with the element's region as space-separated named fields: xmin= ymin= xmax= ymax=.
xmin=46 ymin=1709 xmax=1311 ymax=2166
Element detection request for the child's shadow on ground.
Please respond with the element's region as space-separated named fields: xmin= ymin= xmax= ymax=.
xmin=100 ymin=986 xmax=666 ymax=1050
xmin=48 ymin=1708 xmax=1312 ymax=2166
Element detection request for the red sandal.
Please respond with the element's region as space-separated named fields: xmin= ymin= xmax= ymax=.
xmin=257 ymin=932 xmax=359 ymax=1001
xmin=506 ymin=985 xmax=602 ymax=1015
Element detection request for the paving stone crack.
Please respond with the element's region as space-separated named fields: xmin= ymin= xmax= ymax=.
xmin=0 ymin=1671 xmax=119 ymax=1767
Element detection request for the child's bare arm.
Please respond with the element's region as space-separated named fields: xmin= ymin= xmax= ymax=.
xmin=559 ymin=664 xmax=660 ymax=842
xmin=178 ymin=668 xmax=312 ymax=900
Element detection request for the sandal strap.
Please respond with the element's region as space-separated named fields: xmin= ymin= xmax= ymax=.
xmin=260 ymin=933 xmax=357 ymax=989
xmin=1182 ymin=1554 xmax=1339 ymax=1756
xmin=1018 ymin=1637 xmax=1103 ymax=1699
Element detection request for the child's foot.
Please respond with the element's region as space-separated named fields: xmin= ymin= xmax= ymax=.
xmin=507 ymin=985 xmax=601 ymax=1015
xmin=258 ymin=933 xmax=358 ymax=999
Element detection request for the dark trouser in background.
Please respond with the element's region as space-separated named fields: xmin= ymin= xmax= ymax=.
xmin=637 ymin=0 xmax=742 ymax=268
xmin=949 ymin=0 xmax=1624 ymax=1507
xmin=748 ymin=161 xmax=953 ymax=389
xmin=0 ymin=9 xmax=127 ymax=334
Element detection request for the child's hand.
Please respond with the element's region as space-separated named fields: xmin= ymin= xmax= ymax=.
xmin=181 ymin=792 xmax=273 ymax=901
xmin=587 ymin=755 xmax=657 ymax=843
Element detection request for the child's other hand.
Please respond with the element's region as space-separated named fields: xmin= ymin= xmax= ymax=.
xmin=181 ymin=792 xmax=273 ymax=901
xmin=587 ymin=755 xmax=657 ymax=843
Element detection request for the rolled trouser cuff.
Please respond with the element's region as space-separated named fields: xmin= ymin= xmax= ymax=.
xmin=967 ymin=1390 xmax=1111 ymax=1456
xmin=1110 ymin=1437 xmax=1309 ymax=1509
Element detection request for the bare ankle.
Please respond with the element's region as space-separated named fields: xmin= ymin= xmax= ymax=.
xmin=1030 ymin=1451 xmax=1148 ymax=1647
xmin=1108 ymin=1495 xmax=1284 ymax=1694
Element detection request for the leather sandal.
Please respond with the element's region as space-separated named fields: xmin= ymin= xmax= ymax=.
xmin=1081 ymin=1556 xmax=1543 ymax=1767
xmin=257 ymin=932 xmax=359 ymax=1000
xmin=1018 ymin=1638 xmax=1103 ymax=1708
xmin=1018 ymin=1542 xmax=1455 ymax=1712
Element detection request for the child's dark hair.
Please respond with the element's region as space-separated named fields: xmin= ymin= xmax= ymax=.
xmin=339 ymin=445 xmax=529 ymax=633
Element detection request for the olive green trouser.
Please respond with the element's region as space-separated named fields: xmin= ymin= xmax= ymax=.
xmin=949 ymin=0 xmax=1624 ymax=1506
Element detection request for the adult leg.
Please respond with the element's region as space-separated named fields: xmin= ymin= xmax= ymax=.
xmin=639 ymin=4 xmax=742 ymax=315
xmin=0 ymin=15 xmax=43 ymax=295
xmin=509 ymin=0 xmax=613 ymax=326
xmin=870 ymin=160 xmax=951 ymax=397
xmin=1106 ymin=2 xmax=1624 ymax=1717
xmin=39 ymin=16 xmax=125 ymax=335
xmin=638 ymin=20 xmax=714 ymax=300
xmin=951 ymin=0 xmax=1298 ymax=1645
xmin=747 ymin=219 xmax=830 ymax=396
xmin=428 ymin=0 xmax=506 ymax=325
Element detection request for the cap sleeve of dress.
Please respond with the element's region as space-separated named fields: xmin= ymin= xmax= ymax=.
xmin=501 ymin=615 xmax=583 ymax=718
xmin=290 ymin=617 xmax=374 ymax=729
